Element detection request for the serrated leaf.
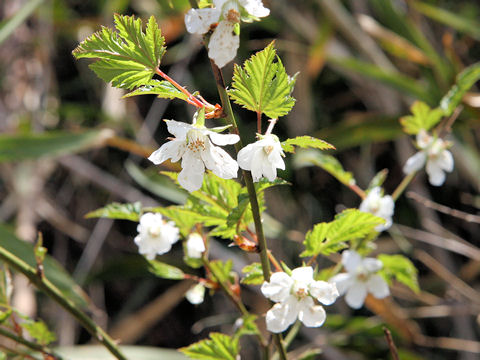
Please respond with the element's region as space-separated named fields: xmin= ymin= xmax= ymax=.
xmin=440 ymin=62 xmax=480 ymax=116
xmin=123 ymin=79 xmax=188 ymax=101
xmin=148 ymin=260 xmax=185 ymax=280
xmin=229 ymin=42 xmax=296 ymax=118
xmin=21 ymin=320 xmax=56 ymax=346
xmin=400 ymin=101 xmax=444 ymax=135
xmin=73 ymin=14 xmax=165 ymax=90
xmin=209 ymin=260 xmax=234 ymax=284
xmin=294 ymin=150 xmax=356 ymax=186
xmin=180 ymin=332 xmax=239 ymax=360
xmin=241 ymin=263 xmax=264 ymax=285
xmin=282 ymin=136 xmax=335 ymax=153
xmin=234 ymin=314 xmax=260 ymax=339
xmin=378 ymin=254 xmax=419 ymax=293
xmin=85 ymin=202 xmax=142 ymax=221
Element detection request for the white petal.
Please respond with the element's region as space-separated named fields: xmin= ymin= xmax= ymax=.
xmin=366 ymin=275 xmax=390 ymax=299
xmin=148 ymin=139 xmax=185 ymax=164
xmin=297 ymin=297 xmax=326 ymax=328
xmin=291 ymin=267 xmax=314 ymax=283
xmin=345 ymin=282 xmax=368 ymax=309
xmin=185 ymin=8 xmax=221 ymax=34
xmin=309 ymin=281 xmax=339 ymax=305
xmin=208 ymin=131 xmax=240 ymax=146
xmin=439 ymin=150 xmax=454 ymax=171
xmin=202 ymin=143 xmax=238 ymax=179
xmin=178 ymin=151 xmax=205 ymax=192
xmin=237 ymin=144 xmax=255 ymax=171
xmin=262 ymin=157 xmax=277 ymax=182
xmin=342 ymin=250 xmax=362 ymax=273
xmin=165 ymin=120 xmax=190 ymax=139
xmin=185 ymin=284 xmax=205 ymax=305
xmin=186 ymin=233 xmax=206 ymax=258
xmin=240 ymin=0 xmax=270 ymax=17
xmin=403 ymin=151 xmax=426 ymax=174
xmin=208 ymin=21 xmax=239 ymax=68
xmin=362 ymin=258 xmax=383 ymax=273
xmin=416 ymin=130 xmax=432 ymax=149
xmin=329 ymin=273 xmax=352 ymax=296
xmin=426 ymin=160 xmax=446 ymax=186
xmin=265 ymin=296 xmax=299 ymax=333
xmin=261 ymin=272 xmax=293 ymax=302
xmin=268 ymin=148 xmax=285 ymax=170
xmin=250 ymin=147 xmax=265 ymax=182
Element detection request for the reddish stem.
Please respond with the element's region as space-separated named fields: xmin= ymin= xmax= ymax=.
xmin=257 ymin=111 xmax=262 ymax=134
xmin=155 ymin=68 xmax=205 ymax=108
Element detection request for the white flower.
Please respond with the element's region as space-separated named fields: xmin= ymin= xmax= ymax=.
xmin=148 ymin=120 xmax=240 ymax=192
xmin=134 ymin=213 xmax=180 ymax=260
xmin=359 ymin=187 xmax=394 ymax=232
xmin=186 ymin=284 xmax=205 ymax=305
xmin=186 ymin=233 xmax=205 ymax=258
xmin=185 ymin=0 xmax=270 ymax=68
xmin=261 ymin=267 xmax=339 ymax=333
xmin=330 ymin=250 xmax=389 ymax=309
xmin=403 ymin=130 xmax=454 ymax=186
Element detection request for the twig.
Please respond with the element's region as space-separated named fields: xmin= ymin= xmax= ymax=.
xmin=383 ymin=327 xmax=400 ymax=360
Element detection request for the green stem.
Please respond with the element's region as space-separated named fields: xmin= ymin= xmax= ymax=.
xmin=392 ymin=172 xmax=416 ymax=201
xmin=0 ymin=326 xmax=63 ymax=360
xmin=0 ymin=246 xmax=128 ymax=360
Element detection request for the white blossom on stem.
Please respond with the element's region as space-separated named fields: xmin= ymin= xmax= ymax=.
xmin=134 ymin=213 xmax=180 ymax=260
xmin=330 ymin=250 xmax=389 ymax=309
xmin=186 ymin=233 xmax=206 ymax=259
xmin=185 ymin=0 xmax=270 ymax=68
xmin=186 ymin=284 xmax=205 ymax=305
xmin=403 ymin=130 xmax=454 ymax=186
xmin=148 ymin=119 xmax=239 ymax=193
xmin=359 ymin=187 xmax=394 ymax=232
xmin=261 ymin=267 xmax=339 ymax=333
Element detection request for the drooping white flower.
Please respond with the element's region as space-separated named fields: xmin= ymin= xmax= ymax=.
xmin=238 ymin=133 xmax=285 ymax=182
xmin=330 ymin=250 xmax=389 ymax=309
xmin=186 ymin=233 xmax=206 ymax=259
xmin=261 ymin=267 xmax=339 ymax=333
xmin=403 ymin=130 xmax=454 ymax=186
xmin=186 ymin=284 xmax=205 ymax=305
xmin=148 ymin=119 xmax=239 ymax=192
xmin=359 ymin=187 xmax=394 ymax=232
xmin=185 ymin=0 xmax=270 ymax=68
xmin=134 ymin=213 xmax=180 ymax=260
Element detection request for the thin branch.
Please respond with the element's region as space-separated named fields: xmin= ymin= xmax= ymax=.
xmin=383 ymin=327 xmax=400 ymax=360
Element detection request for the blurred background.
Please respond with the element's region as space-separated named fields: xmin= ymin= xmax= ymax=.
xmin=1 ymin=0 xmax=480 ymax=359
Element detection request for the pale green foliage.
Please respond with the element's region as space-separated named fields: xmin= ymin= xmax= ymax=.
xmin=281 ymin=136 xmax=335 ymax=153
xmin=209 ymin=260 xmax=234 ymax=284
xmin=234 ymin=314 xmax=260 ymax=339
xmin=378 ymin=254 xmax=419 ymax=293
xmin=367 ymin=169 xmax=388 ymax=190
xmin=148 ymin=260 xmax=185 ymax=280
xmin=400 ymin=101 xmax=443 ymax=135
xmin=122 ymin=79 xmax=188 ymax=100
xmin=301 ymin=209 xmax=385 ymax=257
xmin=229 ymin=42 xmax=297 ymax=118
xmin=180 ymin=332 xmax=239 ymax=360
xmin=241 ymin=262 xmax=263 ymax=285
xmin=0 ymin=309 xmax=12 ymax=324
xmin=73 ymin=14 xmax=165 ymax=90
xmin=85 ymin=202 xmax=142 ymax=222
xmin=20 ymin=319 xmax=56 ymax=346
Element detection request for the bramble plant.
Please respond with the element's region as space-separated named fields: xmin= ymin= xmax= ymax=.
xmin=1 ymin=0 xmax=480 ymax=359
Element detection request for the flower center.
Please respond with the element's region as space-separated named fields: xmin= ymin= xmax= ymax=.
xmin=264 ymin=145 xmax=274 ymax=155
xmin=187 ymin=130 xmax=207 ymax=153
xmin=148 ymin=225 xmax=162 ymax=238
xmin=226 ymin=8 xmax=240 ymax=23
xmin=354 ymin=266 xmax=370 ymax=283
xmin=292 ymin=281 xmax=309 ymax=300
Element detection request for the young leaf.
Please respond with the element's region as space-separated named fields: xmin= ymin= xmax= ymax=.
xmin=123 ymin=79 xmax=188 ymax=101
xmin=399 ymin=101 xmax=444 ymax=135
xmin=73 ymin=14 xmax=165 ymax=90
xmin=85 ymin=202 xmax=142 ymax=221
xmin=21 ymin=320 xmax=56 ymax=346
xmin=241 ymin=263 xmax=264 ymax=285
xmin=229 ymin=42 xmax=297 ymax=118
xmin=301 ymin=223 xmax=332 ymax=257
xmin=209 ymin=260 xmax=234 ymax=284
xmin=180 ymin=332 xmax=239 ymax=360
xmin=367 ymin=169 xmax=388 ymax=190
xmin=378 ymin=254 xmax=419 ymax=293
xmin=282 ymin=136 xmax=335 ymax=153
xmin=148 ymin=260 xmax=185 ymax=280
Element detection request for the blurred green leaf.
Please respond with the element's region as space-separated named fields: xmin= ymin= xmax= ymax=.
xmin=367 ymin=169 xmax=388 ymax=190
xmin=56 ymin=345 xmax=188 ymax=360
xmin=234 ymin=314 xmax=260 ymax=339
xmin=209 ymin=260 xmax=234 ymax=285
xmin=85 ymin=202 xmax=142 ymax=221
xmin=400 ymin=101 xmax=444 ymax=135
xmin=440 ymin=62 xmax=480 ymax=116
xmin=180 ymin=332 xmax=239 ymax=360
xmin=229 ymin=42 xmax=297 ymax=118
xmin=0 ymin=0 xmax=44 ymax=45
xmin=73 ymin=14 xmax=165 ymax=90
xmin=123 ymin=79 xmax=188 ymax=101
xmin=0 ymin=130 xmax=104 ymax=162
xmin=0 ymin=225 xmax=88 ymax=308
xmin=148 ymin=260 xmax=185 ymax=280
xmin=281 ymin=136 xmax=334 ymax=153
xmin=378 ymin=254 xmax=419 ymax=293
xmin=20 ymin=319 xmax=56 ymax=346
xmin=0 ymin=309 xmax=12 ymax=324
xmin=241 ymin=263 xmax=264 ymax=285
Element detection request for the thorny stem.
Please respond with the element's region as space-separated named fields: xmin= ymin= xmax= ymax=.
xmin=209 ymin=59 xmax=288 ymax=360
xmin=0 ymin=246 xmax=128 ymax=360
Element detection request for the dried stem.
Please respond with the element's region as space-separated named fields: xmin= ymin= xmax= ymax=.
xmin=383 ymin=327 xmax=400 ymax=360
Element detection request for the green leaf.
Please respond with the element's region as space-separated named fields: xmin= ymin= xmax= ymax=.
xmin=123 ymin=79 xmax=188 ymax=101
xmin=180 ymin=332 xmax=239 ymax=360
xmin=209 ymin=260 xmax=234 ymax=284
xmin=0 ymin=130 xmax=106 ymax=162
xmin=378 ymin=254 xmax=419 ymax=293
xmin=234 ymin=314 xmax=260 ymax=339
xmin=21 ymin=319 xmax=56 ymax=346
xmin=367 ymin=169 xmax=388 ymax=190
xmin=301 ymin=223 xmax=332 ymax=257
xmin=85 ymin=202 xmax=142 ymax=221
xmin=229 ymin=42 xmax=297 ymax=118
xmin=241 ymin=263 xmax=264 ymax=285
xmin=0 ymin=309 xmax=12 ymax=324
xmin=148 ymin=260 xmax=185 ymax=280
xmin=281 ymin=136 xmax=335 ymax=153
xmin=73 ymin=14 xmax=165 ymax=90
xmin=400 ymin=101 xmax=444 ymax=135
xmin=294 ymin=150 xmax=356 ymax=187
xmin=440 ymin=62 xmax=480 ymax=116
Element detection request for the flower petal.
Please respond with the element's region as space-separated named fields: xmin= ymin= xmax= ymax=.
xmin=309 ymin=280 xmax=339 ymax=305
xmin=362 ymin=258 xmax=383 ymax=272
xmin=202 ymin=143 xmax=239 ymax=179
xmin=178 ymin=151 xmax=205 ymax=192
xmin=185 ymin=284 xmax=205 ymax=305
xmin=208 ymin=20 xmax=239 ymax=68
xmin=261 ymin=272 xmax=293 ymax=302
xmin=240 ymin=0 xmax=270 ymax=17
xmin=185 ymin=8 xmax=221 ymax=34
xmin=165 ymin=120 xmax=190 ymax=139
xmin=403 ymin=151 xmax=426 ymax=174
xmin=297 ymin=297 xmax=326 ymax=328
xmin=426 ymin=160 xmax=446 ymax=186
xmin=366 ymin=275 xmax=390 ymax=299
xmin=237 ymin=143 xmax=255 ymax=171
xmin=342 ymin=250 xmax=362 ymax=274
xmin=439 ymin=150 xmax=454 ymax=172
xmin=345 ymin=282 xmax=368 ymax=309
xmin=265 ymin=296 xmax=299 ymax=333
xmin=208 ymin=131 xmax=240 ymax=146
xmin=250 ymin=147 xmax=266 ymax=182
xmin=291 ymin=266 xmax=314 ymax=283
xmin=329 ymin=273 xmax=352 ymax=296
xmin=148 ymin=139 xmax=185 ymax=164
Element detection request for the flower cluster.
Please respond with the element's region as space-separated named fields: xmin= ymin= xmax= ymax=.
xmin=185 ymin=0 xmax=270 ymax=68
xmin=403 ymin=130 xmax=454 ymax=186
xmin=261 ymin=267 xmax=339 ymax=333
xmin=359 ymin=187 xmax=394 ymax=232
xmin=330 ymin=250 xmax=389 ymax=309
